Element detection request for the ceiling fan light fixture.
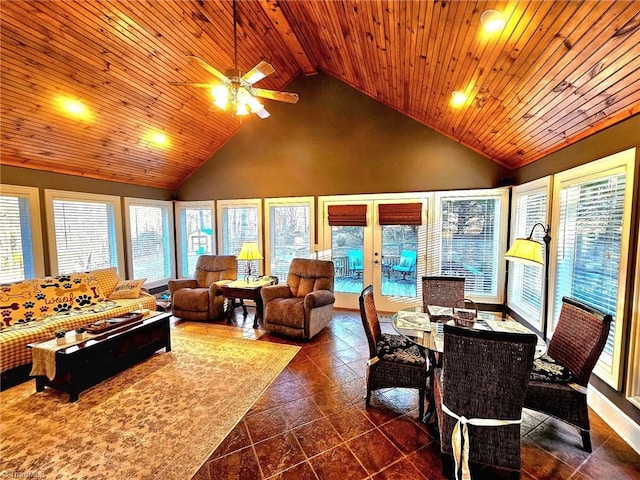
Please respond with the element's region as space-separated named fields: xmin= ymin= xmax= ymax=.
xmin=481 ymin=9 xmax=506 ymax=33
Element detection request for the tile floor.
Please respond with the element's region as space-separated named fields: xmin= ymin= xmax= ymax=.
xmin=178 ymin=309 xmax=640 ymax=480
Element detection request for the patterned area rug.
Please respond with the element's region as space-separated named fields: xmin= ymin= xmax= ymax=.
xmin=0 ymin=329 xmax=299 ymax=480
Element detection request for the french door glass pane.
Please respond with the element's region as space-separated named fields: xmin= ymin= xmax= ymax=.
xmin=53 ymin=199 xmax=116 ymax=274
xmin=269 ymin=204 xmax=312 ymax=280
xmin=0 ymin=195 xmax=34 ymax=282
xmin=332 ymin=226 xmax=364 ymax=294
xmin=180 ymin=207 xmax=213 ymax=276
xmin=381 ymin=225 xmax=418 ymax=297
xmin=222 ymin=206 xmax=259 ymax=276
xmin=129 ymin=205 xmax=171 ymax=282
xmin=439 ymin=198 xmax=499 ymax=297
xmin=554 ymin=173 xmax=625 ymax=366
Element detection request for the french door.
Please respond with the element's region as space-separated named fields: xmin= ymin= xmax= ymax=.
xmin=321 ymin=196 xmax=428 ymax=312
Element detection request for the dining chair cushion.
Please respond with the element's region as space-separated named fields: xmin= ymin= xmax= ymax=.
xmin=530 ymin=353 xmax=575 ymax=384
xmin=376 ymin=333 xmax=426 ymax=366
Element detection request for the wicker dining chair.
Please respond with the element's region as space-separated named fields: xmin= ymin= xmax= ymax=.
xmin=433 ymin=325 xmax=537 ymax=480
xmin=358 ymin=285 xmax=428 ymax=420
xmin=525 ymin=296 xmax=612 ymax=452
xmin=422 ymin=276 xmax=465 ymax=320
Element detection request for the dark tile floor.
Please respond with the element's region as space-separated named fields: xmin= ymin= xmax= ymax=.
xmin=186 ymin=309 xmax=640 ymax=480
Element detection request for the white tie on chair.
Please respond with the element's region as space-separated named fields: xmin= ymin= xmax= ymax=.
xmin=442 ymin=403 xmax=523 ymax=480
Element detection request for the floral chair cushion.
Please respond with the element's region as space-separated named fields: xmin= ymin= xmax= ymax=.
xmin=530 ymin=353 xmax=575 ymax=384
xmin=376 ymin=333 xmax=426 ymax=366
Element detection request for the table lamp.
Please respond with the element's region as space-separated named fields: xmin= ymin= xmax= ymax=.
xmin=505 ymin=223 xmax=551 ymax=340
xmin=237 ymin=242 xmax=263 ymax=282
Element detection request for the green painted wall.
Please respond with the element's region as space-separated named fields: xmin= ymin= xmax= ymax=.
xmin=0 ymin=166 xmax=172 ymax=200
xmin=513 ymin=114 xmax=640 ymax=184
xmin=178 ymin=72 xmax=508 ymax=200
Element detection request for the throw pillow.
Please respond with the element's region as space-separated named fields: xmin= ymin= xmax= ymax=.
xmin=108 ymin=279 xmax=146 ymax=300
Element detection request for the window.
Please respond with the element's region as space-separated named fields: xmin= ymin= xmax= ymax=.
xmin=551 ymin=148 xmax=635 ymax=389
xmin=0 ymin=185 xmax=44 ymax=282
xmin=507 ymin=178 xmax=551 ymax=331
xmin=264 ymin=197 xmax=314 ymax=280
xmin=431 ymin=189 xmax=508 ymax=302
xmin=175 ymin=201 xmax=215 ymax=277
xmin=124 ymin=198 xmax=174 ymax=288
xmin=45 ymin=190 xmax=123 ymax=275
xmin=217 ymin=199 xmax=262 ymax=277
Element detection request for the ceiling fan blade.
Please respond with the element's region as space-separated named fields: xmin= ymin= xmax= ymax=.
xmin=242 ymin=61 xmax=275 ymax=85
xmin=255 ymin=108 xmax=271 ymax=119
xmin=188 ymin=55 xmax=228 ymax=83
xmin=168 ymin=82 xmax=217 ymax=88
xmin=252 ymin=88 xmax=299 ymax=104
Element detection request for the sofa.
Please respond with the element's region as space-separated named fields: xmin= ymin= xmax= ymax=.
xmin=0 ymin=267 xmax=156 ymax=385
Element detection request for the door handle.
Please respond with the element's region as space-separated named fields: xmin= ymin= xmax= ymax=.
xmin=373 ymin=260 xmax=379 ymax=264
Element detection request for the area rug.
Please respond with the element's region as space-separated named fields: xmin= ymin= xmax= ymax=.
xmin=0 ymin=329 xmax=299 ymax=480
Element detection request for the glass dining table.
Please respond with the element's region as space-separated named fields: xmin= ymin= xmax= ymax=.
xmin=391 ymin=305 xmax=546 ymax=422
xmin=392 ymin=305 xmax=546 ymax=355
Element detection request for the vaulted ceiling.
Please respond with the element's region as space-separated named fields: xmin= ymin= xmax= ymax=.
xmin=1 ymin=1 xmax=639 ymax=190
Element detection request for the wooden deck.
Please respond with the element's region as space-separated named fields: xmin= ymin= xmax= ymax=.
xmin=335 ymin=276 xmax=416 ymax=298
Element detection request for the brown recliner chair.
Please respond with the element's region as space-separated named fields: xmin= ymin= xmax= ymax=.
xmin=168 ymin=255 xmax=237 ymax=321
xmin=261 ymin=258 xmax=335 ymax=339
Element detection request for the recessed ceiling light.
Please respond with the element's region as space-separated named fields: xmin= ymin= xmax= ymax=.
xmin=481 ymin=9 xmax=506 ymax=33
xmin=451 ymin=91 xmax=468 ymax=107
xmin=150 ymin=132 xmax=169 ymax=146
xmin=56 ymin=96 xmax=92 ymax=120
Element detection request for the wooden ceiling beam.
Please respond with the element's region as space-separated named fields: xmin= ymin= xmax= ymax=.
xmin=257 ymin=0 xmax=317 ymax=76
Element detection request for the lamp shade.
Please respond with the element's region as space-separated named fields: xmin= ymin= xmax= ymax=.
xmin=237 ymin=242 xmax=263 ymax=261
xmin=504 ymin=238 xmax=543 ymax=267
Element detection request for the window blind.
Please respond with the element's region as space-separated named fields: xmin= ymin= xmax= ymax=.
xmin=327 ymin=205 xmax=367 ymax=226
xmin=378 ymin=203 xmax=422 ymax=225
xmin=52 ymin=199 xmax=116 ymax=274
xmin=0 ymin=195 xmax=34 ymax=282
xmin=437 ymin=197 xmax=500 ymax=297
xmin=221 ymin=206 xmax=259 ymax=276
xmin=554 ymin=174 xmax=626 ymax=367
xmin=507 ymin=189 xmax=547 ymax=325
xmin=129 ymin=204 xmax=171 ymax=283
xmin=269 ymin=204 xmax=312 ymax=280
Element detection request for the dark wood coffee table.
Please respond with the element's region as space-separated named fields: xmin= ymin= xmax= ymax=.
xmin=28 ymin=311 xmax=171 ymax=401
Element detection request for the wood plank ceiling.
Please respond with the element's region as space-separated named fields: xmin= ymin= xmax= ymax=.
xmin=1 ymin=1 xmax=639 ymax=190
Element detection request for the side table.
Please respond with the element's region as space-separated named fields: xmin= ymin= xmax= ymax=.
xmin=222 ymin=278 xmax=276 ymax=328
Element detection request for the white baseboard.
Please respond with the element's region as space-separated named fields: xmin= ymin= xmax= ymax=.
xmin=588 ymin=386 xmax=640 ymax=454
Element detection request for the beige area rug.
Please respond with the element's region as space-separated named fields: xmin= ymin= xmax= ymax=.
xmin=0 ymin=329 xmax=299 ymax=480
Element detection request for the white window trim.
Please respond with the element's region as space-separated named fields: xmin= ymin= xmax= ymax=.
xmin=124 ymin=197 xmax=175 ymax=288
xmin=264 ymin=196 xmax=315 ymax=276
xmin=0 ymin=184 xmax=45 ymax=279
xmin=174 ymin=200 xmax=216 ymax=278
xmin=431 ymin=188 xmax=510 ymax=304
xmin=627 ymin=233 xmax=640 ymax=408
xmin=549 ymin=147 xmax=635 ymax=390
xmin=45 ymin=189 xmax=124 ymax=276
xmin=507 ymin=176 xmax=552 ymax=332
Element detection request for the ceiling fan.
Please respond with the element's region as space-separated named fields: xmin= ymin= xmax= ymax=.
xmin=168 ymin=0 xmax=299 ymax=119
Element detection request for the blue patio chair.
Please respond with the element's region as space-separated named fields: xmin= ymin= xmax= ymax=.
xmin=393 ymin=250 xmax=417 ymax=281
xmin=347 ymin=250 xmax=364 ymax=278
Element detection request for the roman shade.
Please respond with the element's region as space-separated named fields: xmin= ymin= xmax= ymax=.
xmin=378 ymin=203 xmax=422 ymax=225
xmin=327 ymin=205 xmax=367 ymax=226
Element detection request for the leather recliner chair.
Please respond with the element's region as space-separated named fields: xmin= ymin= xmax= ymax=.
xmin=168 ymin=255 xmax=237 ymax=321
xmin=261 ymin=258 xmax=335 ymax=339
